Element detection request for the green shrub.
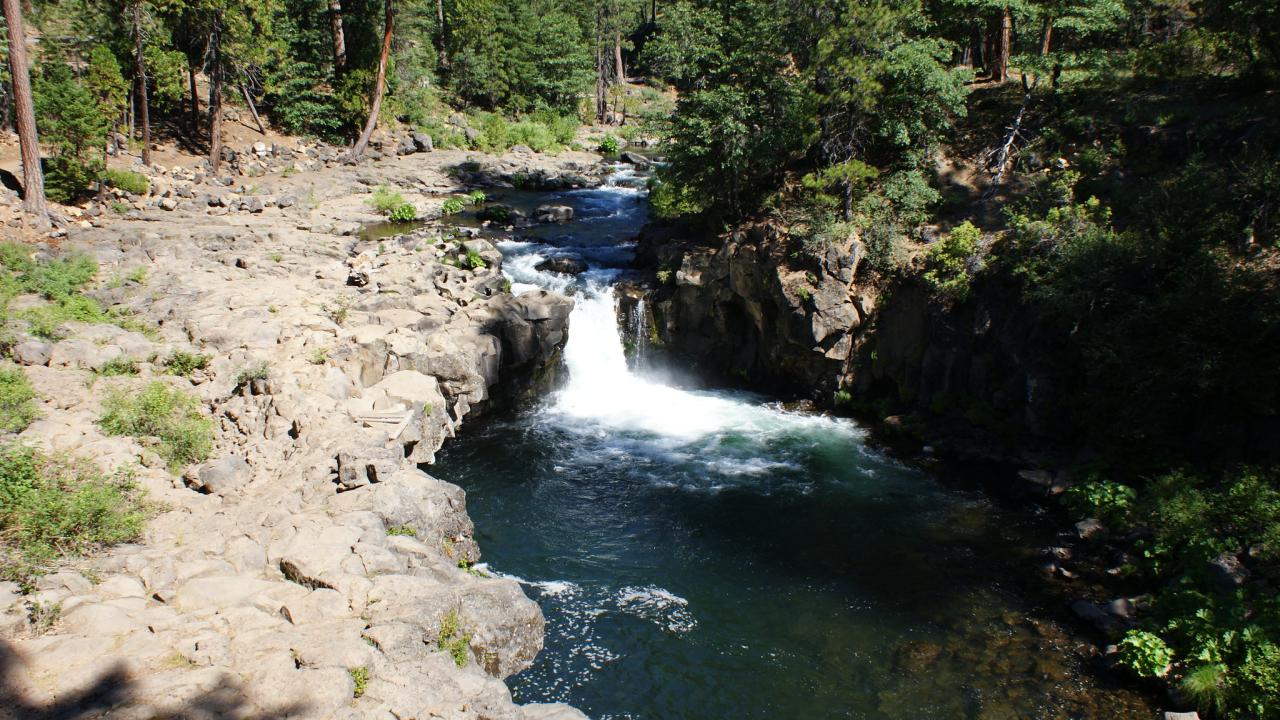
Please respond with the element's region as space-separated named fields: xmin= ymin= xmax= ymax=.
xmin=1117 ymin=630 xmax=1174 ymax=678
xmin=440 ymin=198 xmax=465 ymax=215
xmin=163 ymin=351 xmax=210 ymax=377
xmin=388 ymin=202 xmax=416 ymax=221
xmin=0 ymin=242 xmax=34 ymax=274
xmin=464 ymin=250 xmax=487 ymax=270
xmin=22 ymin=253 xmax=98 ymax=300
xmin=19 ymin=296 xmax=110 ymax=340
xmin=98 ymin=382 xmax=213 ymax=471
xmin=385 ymin=524 xmax=416 ymax=537
xmin=102 ymin=169 xmax=149 ymax=196
xmin=476 ymin=205 xmax=511 ymax=223
xmin=438 ymin=608 xmax=472 ymax=667
xmin=1063 ymin=478 xmax=1136 ymax=528
xmin=234 ymin=361 xmax=270 ymax=386
xmin=647 ymin=174 xmax=704 ymax=219
xmin=467 ymin=190 xmax=487 ymax=205
xmin=598 ymin=135 xmax=621 ymax=155
xmin=370 ymin=187 xmax=414 ymax=219
xmin=922 ymin=220 xmax=979 ymax=303
xmin=97 ymin=357 xmax=139 ymax=376
xmin=347 ymin=666 xmax=369 ymax=698
xmin=0 ymin=444 xmax=145 ymax=587
xmin=0 ymin=367 xmax=38 ymax=433
xmin=508 ymin=120 xmax=559 ymax=153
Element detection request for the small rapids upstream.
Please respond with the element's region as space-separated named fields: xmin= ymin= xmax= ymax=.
xmin=433 ymin=168 xmax=1153 ymax=719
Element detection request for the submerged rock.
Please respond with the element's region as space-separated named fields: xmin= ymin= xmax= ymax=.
xmin=535 ymin=256 xmax=588 ymax=275
xmin=534 ymin=204 xmax=574 ymax=223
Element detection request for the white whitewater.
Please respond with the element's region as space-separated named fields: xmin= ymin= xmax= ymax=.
xmin=495 ymin=170 xmax=861 ymax=445
xmin=548 ymin=289 xmax=859 ymax=444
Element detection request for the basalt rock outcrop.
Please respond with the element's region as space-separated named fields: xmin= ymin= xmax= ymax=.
xmin=634 ymin=218 xmax=1055 ymax=460
xmin=635 ymin=220 xmax=872 ymax=395
xmin=0 ymin=151 xmax=586 ymax=720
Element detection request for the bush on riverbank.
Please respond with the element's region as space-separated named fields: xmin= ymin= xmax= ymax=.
xmin=0 ymin=444 xmax=146 ymax=588
xmin=0 ymin=367 xmax=38 ymax=433
xmin=99 ymin=382 xmax=214 ymax=472
xmin=1059 ymin=467 xmax=1280 ymax=717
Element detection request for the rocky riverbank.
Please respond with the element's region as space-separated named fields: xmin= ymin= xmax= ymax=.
xmin=0 ymin=145 xmax=600 ymax=719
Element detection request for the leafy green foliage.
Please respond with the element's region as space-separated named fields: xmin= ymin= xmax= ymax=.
xmin=0 ymin=445 xmax=145 ymax=587
xmin=921 ymin=221 xmax=978 ymax=303
xmin=597 ymin=135 xmax=621 ymax=155
xmin=103 ymin=169 xmax=150 ymax=196
xmin=1117 ymin=630 xmax=1173 ymax=678
xmin=0 ymin=367 xmax=38 ymax=434
xmin=369 ymin=187 xmax=416 ymax=221
xmin=385 ymin=524 xmax=416 ymax=537
xmin=437 ymin=608 xmax=472 ymax=667
xmin=98 ymin=358 xmax=140 ymax=377
xmin=1063 ymin=478 xmax=1136 ymax=528
xmin=440 ymin=198 xmax=465 ymax=215
xmin=163 ymin=351 xmax=211 ymax=377
xmin=99 ymin=382 xmax=214 ymax=472
xmin=348 ymin=666 xmax=369 ymax=698
xmin=33 ymin=60 xmax=111 ymax=202
xmin=448 ymin=0 xmax=593 ymax=113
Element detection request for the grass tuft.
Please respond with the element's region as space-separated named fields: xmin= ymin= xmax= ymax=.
xmin=98 ymin=382 xmax=213 ymax=472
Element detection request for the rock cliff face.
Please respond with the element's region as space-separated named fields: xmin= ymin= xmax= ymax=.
xmin=636 ymin=221 xmax=873 ymax=396
xmin=0 ymin=152 xmax=586 ymax=720
xmin=636 ymin=220 xmax=1052 ymax=459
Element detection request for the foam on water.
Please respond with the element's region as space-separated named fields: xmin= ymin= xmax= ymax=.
xmin=548 ymin=289 xmax=859 ymax=446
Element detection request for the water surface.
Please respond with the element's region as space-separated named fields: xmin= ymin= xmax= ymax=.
xmin=432 ymin=170 xmax=1154 ymax=720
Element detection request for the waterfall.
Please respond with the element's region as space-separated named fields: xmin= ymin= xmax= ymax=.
xmin=631 ymin=297 xmax=646 ymax=366
xmin=550 ymin=289 xmax=830 ymax=442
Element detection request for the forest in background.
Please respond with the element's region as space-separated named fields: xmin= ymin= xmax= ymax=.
xmin=2 ymin=0 xmax=1280 ymax=716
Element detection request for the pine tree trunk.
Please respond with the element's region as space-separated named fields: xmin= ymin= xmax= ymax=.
xmin=2 ymin=0 xmax=47 ymax=220
xmin=208 ymin=16 xmax=224 ymax=174
xmin=352 ymin=0 xmax=393 ymax=158
xmin=434 ymin=0 xmax=448 ymax=70
xmin=595 ymin=7 xmax=609 ymax=125
xmin=990 ymin=6 xmax=1011 ymax=83
xmin=1040 ymin=17 xmax=1053 ymax=55
xmin=329 ymin=0 xmax=347 ymax=75
xmin=614 ymin=33 xmax=625 ymax=83
xmin=189 ymin=64 xmax=199 ymax=132
xmin=134 ymin=1 xmax=151 ymax=166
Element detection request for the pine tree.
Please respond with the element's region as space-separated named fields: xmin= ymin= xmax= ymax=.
xmin=2 ymin=0 xmax=47 ymax=220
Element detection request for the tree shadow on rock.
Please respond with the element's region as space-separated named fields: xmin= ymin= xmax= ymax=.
xmin=0 ymin=640 xmax=310 ymax=720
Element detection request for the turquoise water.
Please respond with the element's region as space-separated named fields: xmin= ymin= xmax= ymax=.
xmin=431 ymin=173 xmax=1154 ymax=720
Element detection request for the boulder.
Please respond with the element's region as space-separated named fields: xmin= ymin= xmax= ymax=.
xmin=533 ymin=205 xmax=573 ymax=224
xmin=534 ymin=257 xmax=588 ymax=276
xmin=1208 ymin=552 xmax=1248 ymax=593
xmin=187 ymin=454 xmax=252 ymax=494
xmin=620 ymin=151 xmax=650 ymax=168
xmin=12 ymin=340 xmax=51 ymax=366
xmin=411 ymin=132 xmax=434 ymax=152
xmin=1074 ymin=518 xmax=1107 ymax=541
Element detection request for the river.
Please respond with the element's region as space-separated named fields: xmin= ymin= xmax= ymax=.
xmin=432 ymin=167 xmax=1154 ymax=719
